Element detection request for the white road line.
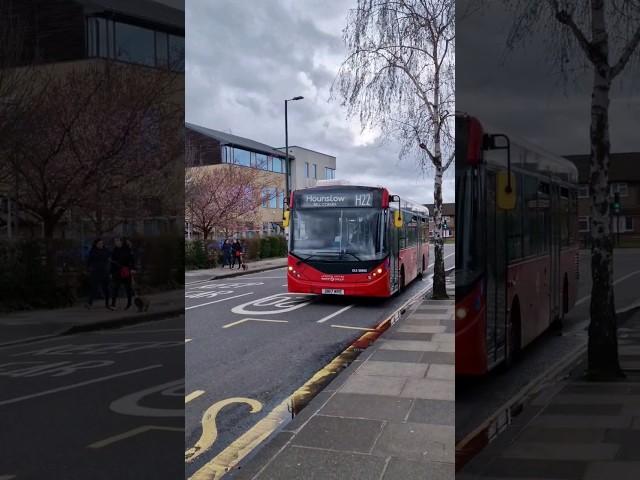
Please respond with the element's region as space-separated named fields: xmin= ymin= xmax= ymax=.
xmin=316 ymin=305 xmax=354 ymax=323
xmin=185 ymin=339 xmax=192 ymax=343
xmin=222 ymin=318 xmax=288 ymax=329
xmin=330 ymin=324 xmax=376 ymax=331
xmin=185 ymin=292 xmax=254 ymax=311
xmin=575 ymin=270 xmax=640 ymax=306
xmin=427 ymin=251 xmax=455 ymax=269
xmin=185 ymin=390 xmax=205 ymax=404
xmin=0 ymin=364 xmax=162 ymax=407
xmin=88 ymin=425 xmax=183 ymax=449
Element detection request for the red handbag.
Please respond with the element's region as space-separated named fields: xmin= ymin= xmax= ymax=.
xmin=120 ymin=266 xmax=131 ymax=279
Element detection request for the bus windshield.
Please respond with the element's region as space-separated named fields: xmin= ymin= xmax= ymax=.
xmin=291 ymin=208 xmax=385 ymax=261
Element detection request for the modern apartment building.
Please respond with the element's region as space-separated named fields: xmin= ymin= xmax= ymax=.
xmin=566 ymin=153 xmax=640 ymax=246
xmin=279 ymin=146 xmax=337 ymax=191
xmin=0 ymin=0 xmax=185 ymax=240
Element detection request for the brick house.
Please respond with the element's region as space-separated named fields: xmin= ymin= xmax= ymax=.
xmin=565 ymin=153 xmax=640 ymax=247
xmin=424 ymin=203 xmax=455 ymax=239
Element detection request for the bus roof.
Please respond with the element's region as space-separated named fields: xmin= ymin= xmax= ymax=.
xmin=458 ymin=113 xmax=578 ymax=183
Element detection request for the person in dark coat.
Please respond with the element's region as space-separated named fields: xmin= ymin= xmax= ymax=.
xmin=85 ymin=238 xmax=112 ymax=310
xmin=221 ymin=239 xmax=232 ymax=268
xmin=110 ymin=237 xmax=134 ymax=309
xmin=231 ymin=239 xmax=243 ymax=269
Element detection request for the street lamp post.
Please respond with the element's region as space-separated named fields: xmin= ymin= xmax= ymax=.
xmin=284 ymin=96 xmax=304 ymax=205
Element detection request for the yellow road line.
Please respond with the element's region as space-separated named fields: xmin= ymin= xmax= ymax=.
xmin=186 ymin=390 xmax=205 ymax=404
xmin=88 ymin=426 xmax=184 ymax=449
xmin=185 ymin=397 xmax=262 ymax=465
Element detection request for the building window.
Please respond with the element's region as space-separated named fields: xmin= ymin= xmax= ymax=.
xmin=312 ymin=164 xmax=317 ymax=179
xmin=272 ymin=157 xmax=282 ymax=173
xmin=578 ymin=216 xmax=590 ymax=232
xmin=255 ymin=153 xmax=267 ymax=169
xmin=325 ymin=167 xmax=335 ymax=180
xmin=233 ymin=148 xmax=251 ymax=166
xmin=86 ymin=16 xmax=184 ymax=71
xmin=578 ymin=185 xmax=589 ymax=198
xmin=610 ymin=183 xmax=628 ymax=197
xmin=269 ymin=189 xmax=278 ymax=209
xmin=305 ymin=162 xmax=309 ymax=178
xmin=278 ymin=191 xmax=285 ymax=209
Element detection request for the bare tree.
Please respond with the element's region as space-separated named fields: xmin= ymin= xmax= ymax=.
xmin=333 ymin=0 xmax=455 ymax=298
xmin=504 ymin=0 xmax=640 ymax=379
xmin=185 ymin=165 xmax=279 ymax=241
xmin=7 ymin=61 xmax=182 ymax=244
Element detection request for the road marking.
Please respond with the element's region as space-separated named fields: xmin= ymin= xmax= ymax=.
xmin=93 ymin=328 xmax=185 ymax=334
xmin=231 ymin=293 xmax=315 ymax=315
xmin=330 ymin=324 xmax=376 ymax=331
xmin=316 ymin=305 xmax=354 ymax=323
xmin=185 ymin=397 xmax=262 ymax=464
xmin=186 ymin=292 xmax=254 ymax=311
xmin=88 ymin=425 xmax=184 ymax=449
xmin=427 ymin=251 xmax=455 ymax=269
xmin=222 ymin=318 xmax=288 ymax=329
xmin=0 ymin=364 xmax=162 ymax=407
xmin=185 ymin=339 xmax=192 ymax=343
xmin=186 ymin=390 xmax=205 ymax=404
xmin=574 ymin=270 xmax=640 ymax=306
xmin=110 ymin=379 xmax=184 ymax=417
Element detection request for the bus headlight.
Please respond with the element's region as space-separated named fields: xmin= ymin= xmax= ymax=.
xmin=376 ymin=267 xmax=383 ymax=274
xmin=288 ymin=266 xmax=293 ymax=271
xmin=456 ymin=308 xmax=467 ymax=319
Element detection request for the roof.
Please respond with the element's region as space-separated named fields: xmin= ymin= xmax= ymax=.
xmin=565 ymin=153 xmax=640 ymax=183
xmin=78 ymin=0 xmax=184 ymax=30
xmin=185 ymin=123 xmax=288 ymax=159
xmin=276 ymin=145 xmax=336 ymax=159
xmin=425 ymin=203 xmax=455 ymax=216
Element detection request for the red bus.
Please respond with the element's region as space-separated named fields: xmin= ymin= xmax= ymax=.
xmin=456 ymin=114 xmax=579 ymax=375
xmin=285 ymin=182 xmax=429 ymax=297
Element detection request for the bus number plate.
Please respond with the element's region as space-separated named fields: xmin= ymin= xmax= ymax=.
xmin=322 ymin=289 xmax=344 ymax=295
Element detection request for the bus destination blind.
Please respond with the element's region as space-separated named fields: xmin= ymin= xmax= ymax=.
xmin=296 ymin=190 xmax=381 ymax=208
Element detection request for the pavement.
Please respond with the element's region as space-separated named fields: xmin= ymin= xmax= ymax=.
xmin=225 ymin=273 xmax=456 ymax=480
xmin=0 ymin=289 xmax=184 ymax=347
xmin=458 ymin=306 xmax=640 ymax=480
xmin=185 ymin=257 xmax=288 ymax=283
xmin=185 ymin=245 xmax=455 ymax=478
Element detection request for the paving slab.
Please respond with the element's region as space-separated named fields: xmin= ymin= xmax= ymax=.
xmin=378 ymin=339 xmax=438 ymax=351
xmin=355 ymin=360 xmax=428 ymax=378
xmin=406 ymin=398 xmax=454 ymax=425
xmin=583 ymin=461 xmax=640 ymax=480
xmin=372 ymin=421 xmax=454 ymax=463
xmin=381 ymin=457 xmax=454 ymax=480
xmin=502 ymin=441 xmax=619 ymax=461
xmin=339 ymin=374 xmax=406 ymax=396
xmin=319 ymin=393 xmax=413 ymax=422
xmin=368 ymin=349 xmax=424 ymax=363
xmin=400 ymin=378 xmax=455 ymax=400
xmin=290 ymin=415 xmax=383 ymax=453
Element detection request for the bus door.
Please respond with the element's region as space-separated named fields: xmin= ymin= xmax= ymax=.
xmin=485 ymin=169 xmax=508 ymax=366
xmin=388 ymin=209 xmax=399 ymax=292
xmin=550 ymin=183 xmax=561 ymax=322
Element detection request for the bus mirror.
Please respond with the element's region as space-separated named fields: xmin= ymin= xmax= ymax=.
xmin=393 ymin=210 xmax=403 ymax=228
xmin=497 ymin=171 xmax=516 ymax=210
xmin=282 ymin=210 xmax=290 ymax=228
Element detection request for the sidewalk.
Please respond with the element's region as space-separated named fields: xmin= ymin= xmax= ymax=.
xmin=459 ymin=308 xmax=640 ymax=480
xmin=0 ymin=289 xmax=184 ymax=347
xmin=232 ymin=274 xmax=455 ymax=480
xmin=185 ymin=257 xmax=287 ymax=283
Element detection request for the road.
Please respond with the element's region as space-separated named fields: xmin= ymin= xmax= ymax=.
xmin=185 ymin=244 xmax=455 ymax=478
xmin=456 ymin=249 xmax=640 ymax=449
xmin=0 ymin=316 xmax=185 ymax=480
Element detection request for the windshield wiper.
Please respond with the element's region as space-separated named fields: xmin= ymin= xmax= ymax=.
xmin=340 ymin=251 xmax=362 ymax=261
xmin=294 ymin=251 xmax=338 ymax=265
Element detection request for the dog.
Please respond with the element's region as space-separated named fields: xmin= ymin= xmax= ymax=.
xmin=134 ymin=295 xmax=150 ymax=312
xmin=241 ymin=263 xmax=248 ymax=271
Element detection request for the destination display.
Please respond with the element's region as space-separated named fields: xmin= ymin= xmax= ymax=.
xmin=295 ymin=188 xmax=382 ymax=208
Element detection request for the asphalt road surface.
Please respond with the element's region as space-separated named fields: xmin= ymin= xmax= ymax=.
xmin=185 ymin=244 xmax=455 ymax=477
xmin=0 ymin=316 xmax=185 ymax=480
xmin=456 ymin=249 xmax=640 ymax=446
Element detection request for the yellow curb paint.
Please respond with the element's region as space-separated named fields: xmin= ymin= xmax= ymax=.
xmin=88 ymin=426 xmax=184 ymax=449
xmin=186 ymin=390 xmax=205 ymax=404
xmin=185 ymin=397 xmax=262 ymax=464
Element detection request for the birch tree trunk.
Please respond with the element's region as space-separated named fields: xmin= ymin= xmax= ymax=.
xmin=587 ymin=0 xmax=622 ymax=379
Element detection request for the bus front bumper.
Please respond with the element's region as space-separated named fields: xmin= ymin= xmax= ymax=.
xmin=287 ymin=272 xmax=391 ymax=297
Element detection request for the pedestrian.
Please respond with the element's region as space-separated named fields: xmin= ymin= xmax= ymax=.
xmin=221 ymin=239 xmax=232 ymax=268
xmin=85 ymin=238 xmax=113 ymax=310
xmin=110 ymin=237 xmax=134 ymax=310
xmin=232 ymin=239 xmax=243 ymax=269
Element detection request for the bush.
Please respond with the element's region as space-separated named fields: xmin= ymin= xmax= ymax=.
xmin=260 ymin=237 xmax=272 ymax=258
xmin=185 ymin=239 xmax=208 ymax=270
xmin=245 ymin=237 xmax=261 ymax=261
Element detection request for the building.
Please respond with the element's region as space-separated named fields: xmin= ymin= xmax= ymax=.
xmin=185 ymin=123 xmax=289 ymax=239
xmin=566 ymin=153 xmax=640 ymax=246
xmin=277 ymin=146 xmax=337 ymax=190
xmin=0 ymin=0 xmax=185 ymax=241
xmin=425 ymin=203 xmax=455 ymax=238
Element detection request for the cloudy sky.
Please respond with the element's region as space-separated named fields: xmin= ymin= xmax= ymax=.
xmin=457 ymin=0 xmax=640 ymax=156
xmin=186 ymin=0 xmax=454 ymax=204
